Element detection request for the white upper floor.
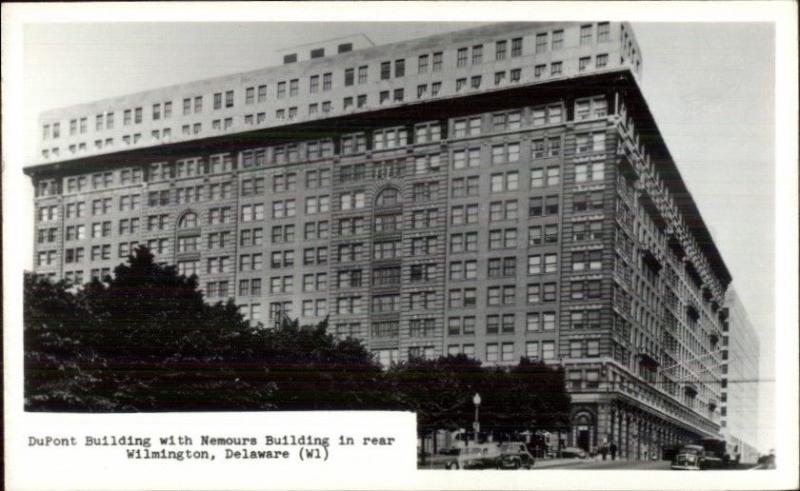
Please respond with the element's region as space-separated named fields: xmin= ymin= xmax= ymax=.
xmin=34 ymin=21 xmax=642 ymax=166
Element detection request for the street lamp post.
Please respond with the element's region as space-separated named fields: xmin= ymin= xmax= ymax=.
xmin=473 ymin=393 xmax=481 ymax=444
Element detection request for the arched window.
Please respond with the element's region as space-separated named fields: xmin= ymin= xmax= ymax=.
xmin=178 ymin=211 xmax=198 ymax=229
xmin=375 ymin=187 xmax=400 ymax=207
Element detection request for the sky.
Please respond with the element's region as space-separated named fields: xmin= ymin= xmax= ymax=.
xmin=15 ymin=20 xmax=777 ymax=451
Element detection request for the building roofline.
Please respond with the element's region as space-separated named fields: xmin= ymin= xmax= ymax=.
xmin=34 ymin=21 xmax=582 ymax=118
xmin=615 ymin=73 xmax=733 ymax=287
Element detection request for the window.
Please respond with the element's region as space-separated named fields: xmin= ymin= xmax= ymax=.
xmin=551 ymin=61 xmax=562 ymax=76
xmin=373 ymin=240 xmax=400 ymax=259
xmin=418 ymin=54 xmax=429 ymax=73
xmin=309 ymin=75 xmax=319 ymax=93
xmin=491 ymin=143 xmax=520 ymax=165
xmin=471 ymin=76 xmax=482 ymax=89
xmin=598 ymin=22 xmax=610 ymax=42
xmin=271 ymin=199 xmax=296 ymax=218
xmin=395 ymin=59 xmax=405 ymax=77
xmin=432 ymin=52 xmax=443 ymax=71
xmin=573 ymin=220 xmax=603 ymax=241
xmin=492 ymin=111 xmax=521 ymax=131
xmin=542 ymin=341 xmax=555 ymax=360
xmin=501 ymin=343 xmax=515 ymax=362
xmin=289 ymin=80 xmax=298 ymax=97
xmin=358 ymin=65 xmax=368 ymax=84
xmin=575 ymin=97 xmax=608 ymax=120
xmin=380 ymin=61 xmax=391 ymax=80
xmin=596 ymin=53 xmax=609 ymax=68
xmin=511 ymin=37 xmax=523 ymax=57
xmin=471 ymin=45 xmax=483 ymax=64
xmin=575 ymin=162 xmax=605 ymax=182
xmin=373 ymin=267 xmax=401 ymax=286
xmin=489 ymin=171 xmax=519 ymax=192
xmin=573 ymin=191 xmax=604 ymax=212
xmin=570 ymin=341 xmax=583 ymax=359
xmin=339 ymin=191 xmax=365 ymax=210
xmin=277 ymin=82 xmax=286 ymax=98
xmin=457 ymin=47 xmax=468 ymax=67
xmin=551 ymin=30 xmax=563 ymax=50
xmin=178 ymin=212 xmax=198 ymax=229
xmin=495 ymin=40 xmax=507 ymax=60
xmin=579 ymin=57 xmax=591 ymax=71
xmin=586 ymin=369 xmax=600 ymax=387
xmin=535 ymin=32 xmax=548 ymax=53
xmin=542 ymin=284 xmax=557 ymax=303
xmin=572 ymin=250 xmax=604 ymax=271
xmin=344 ymin=68 xmax=355 ymax=86
xmin=580 ymin=24 xmax=593 ymax=45
xmin=485 ymin=343 xmax=499 ymax=362
xmin=431 ymin=82 xmax=442 ymax=96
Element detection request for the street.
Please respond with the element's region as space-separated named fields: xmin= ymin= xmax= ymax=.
xmin=537 ymin=458 xmax=671 ymax=470
xmin=421 ymin=457 xmax=674 ymax=471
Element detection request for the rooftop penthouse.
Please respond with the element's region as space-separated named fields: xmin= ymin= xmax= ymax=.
xmin=33 ymin=21 xmax=642 ymax=166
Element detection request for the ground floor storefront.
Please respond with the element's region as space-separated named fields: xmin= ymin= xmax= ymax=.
xmin=568 ymin=395 xmax=715 ymax=459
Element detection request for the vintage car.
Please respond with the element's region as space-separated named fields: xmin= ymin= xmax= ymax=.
xmin=671 ymin=444 xmax=706 ymax=470
xmin=498 ymin=442 xmax=535 ymax=469
xmin=444 ymin=444 xmax=503 ymax=469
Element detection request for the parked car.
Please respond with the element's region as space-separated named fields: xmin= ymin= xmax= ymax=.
xmin=560 ymin=447 xmax=588 ymax=459
xmin=671 ymin=445 xmax=705 ymax=470
xmin=498 ymin=442 xmax=535 ymax=469
xmin=445 ymin=444 xmax=502 ymax=469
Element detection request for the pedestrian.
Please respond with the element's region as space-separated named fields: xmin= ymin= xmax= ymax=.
xmin=610 ymin=442 xmax=617 ymax=461
xmin=601 ymin=445 xmax=608 ymax=461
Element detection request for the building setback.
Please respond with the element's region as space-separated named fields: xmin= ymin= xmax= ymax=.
xmin=720 ymin=288 xmax=760 ymax=463
xmin=26 ymin=22 xmax=732 ymax=456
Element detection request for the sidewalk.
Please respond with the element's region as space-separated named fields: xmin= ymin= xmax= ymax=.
xmin=535 ymin=457 xmax=630 ymax=469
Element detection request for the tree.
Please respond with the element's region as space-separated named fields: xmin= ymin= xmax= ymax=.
xmin=25 ymin=246 xmax=382 ymax=412
xmin=257 ymin=317 xmax=385 ymax=410
xmin=384 ymin=355 xmax=571 ymax=457
xmin=24 ymin=274 xmax=112 ymax=411
xmin=384 ymin=354 xmax=483 ymax=431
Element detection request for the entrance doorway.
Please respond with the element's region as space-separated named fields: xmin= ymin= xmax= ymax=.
xmin=577 ymin=426 xmax=591 ymax=452
xmin=572 ymin=412 xmax=594 ymax=452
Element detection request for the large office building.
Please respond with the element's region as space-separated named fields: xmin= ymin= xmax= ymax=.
xmin=719 ymin=288 xmax=760 ymax=463
xmin=26 ymin=22 xmax=732 ymax=457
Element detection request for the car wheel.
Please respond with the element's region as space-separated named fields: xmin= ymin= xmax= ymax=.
xmin=514 ymin=460 xmax=521 ymax=469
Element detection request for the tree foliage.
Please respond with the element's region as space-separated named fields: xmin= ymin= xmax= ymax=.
xmin=385 ymin=355 xmax=571 ymax=436
xmin=25 ymin=245 xmax=570 ymax=431
xmin=24 ymin=247 xmax=379 ymax=412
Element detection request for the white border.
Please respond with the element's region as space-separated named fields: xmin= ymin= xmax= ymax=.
xmin=3 ymin=2 xmax=798 ymax=490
